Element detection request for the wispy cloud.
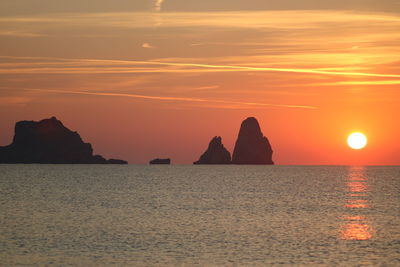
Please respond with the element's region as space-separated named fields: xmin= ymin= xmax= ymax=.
xmin=1 ymin=10 xmax=399 ymax=76
xmin=190 ymin=85 xmax=220 ymax=91
xmin=1 ymin=10 xmax=400 ymax=29
xmin=0 ymin=31 xmax=45 ymax=37
xmin=26 ymin=88 xmax=317 ymax=110
xmin=0 ymin=96 xmax=33 ymax=105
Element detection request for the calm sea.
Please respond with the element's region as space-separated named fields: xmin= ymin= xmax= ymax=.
xmin=0 ymin=165 xmax=399 ymax=266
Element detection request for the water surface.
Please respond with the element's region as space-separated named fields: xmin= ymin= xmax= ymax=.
xmin=0 ymin=165 xmax=399 ymax=266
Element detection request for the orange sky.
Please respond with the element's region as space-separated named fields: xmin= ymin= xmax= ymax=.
xmin=1 ymin=1 xmax=399 ymax=164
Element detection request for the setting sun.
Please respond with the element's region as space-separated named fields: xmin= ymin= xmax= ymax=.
xmin=347 ymin=132 xmax=368 ymax=150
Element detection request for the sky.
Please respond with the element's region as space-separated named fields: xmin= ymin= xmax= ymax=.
xmin=1 ymin=0 xmax=400 ymax=165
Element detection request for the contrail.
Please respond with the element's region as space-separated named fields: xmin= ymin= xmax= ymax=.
xmin=26 ymin=88 xmax=317 ymax=110
xmin=1 ymin=55 xmax=400 ymax=78
xmin=130 ymin=61 xmax=400 ymax=78
xmin=322 ymin=80 xmax=400 ymax=86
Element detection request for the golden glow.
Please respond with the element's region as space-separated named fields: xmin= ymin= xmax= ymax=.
xmin=347 ymin=132 xmax=367 ymax=150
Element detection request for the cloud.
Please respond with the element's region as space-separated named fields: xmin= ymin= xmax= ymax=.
xmin=2 ymin=10 xmax=400 ymax=30
xmin=190 ymin=85 xmax=220 ymax=91
xmin=142 ymin=42 xmax=155 ymax=49
xmin=0 ymin=31 xmax=45 ymax=37
xmin=154 ymin=0 xmax=165 ymax=11
xmin=0 ymin=96 xmax=33 ymax=105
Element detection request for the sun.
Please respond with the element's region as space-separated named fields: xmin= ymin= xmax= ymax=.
xmin=347 ymin=132 xmax=367 ymax=150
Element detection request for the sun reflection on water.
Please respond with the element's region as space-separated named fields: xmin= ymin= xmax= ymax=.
xmin=341 ymin=166 xmax=373 ymax=241
xmin=345 ymin=199 xmax=369 ymax=209
xmin=341 ymin=216 xmax=373 ymax=240
xmin=347 ymin=181 xmax=368 ymax=193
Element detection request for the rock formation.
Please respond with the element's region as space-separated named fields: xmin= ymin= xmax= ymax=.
xmin=149 ymin=158 xmax=171 ymax=164
xmin=0 ymin=117 xmax=127 ymax=164
xmin=232 ymin=117 xmax=274 ymax=164
xmin=194 ymin=136 xmax=231 ymax=164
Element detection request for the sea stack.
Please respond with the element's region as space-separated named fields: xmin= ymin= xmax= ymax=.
xmin=0 ymin=117 xmax=127 ymax=164
xmin=194 ymin=136 xmax=231 ymax=164
xmin=232 ymin=117 xmax=274 ymax=164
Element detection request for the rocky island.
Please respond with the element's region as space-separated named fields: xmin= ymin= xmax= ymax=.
xmin=193 ymin=117 xmax=274 ymax=165
xmin=0 ymin=117 xmax=127 ymax=164
xmin=232 ymin=117 xmax=274 ymax=164
xmin=194 ymin=136 xmax=231 ymax=164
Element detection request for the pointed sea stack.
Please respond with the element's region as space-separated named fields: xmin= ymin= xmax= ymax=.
xmin=194 ymin=136 xmax=231 ymax=164
xmin=0 ymin=117 xmax=127 ymax=164
xmin=232 ymin=117 xmax=274 ymax=164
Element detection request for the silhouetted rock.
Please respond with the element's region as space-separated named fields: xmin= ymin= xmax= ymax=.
xmin=149 ymin=158 xmax=171 ymax=164
xmin=0 ymin=117 xmax=127 ymax=164
xmin=194 ymin=136 xmax=231 ymax=164
xmin=232 ymin=117 xmax=273 ymax=164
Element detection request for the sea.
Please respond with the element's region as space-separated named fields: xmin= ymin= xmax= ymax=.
xmin=0 ymin=165 xmax=399 ymax=266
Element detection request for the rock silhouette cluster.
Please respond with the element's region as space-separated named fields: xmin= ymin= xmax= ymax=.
xmin=0 ymin=116 xmax=272 ymax=165
xmin=149 ymin=158 xmax=171 ymax=164
xmin=193 ymin=136 xmax=231 ymax=164
xmin=0 ymin=117 xmax=127 ymax=164
xmin=194 ymin=117 xmax=274 ymax=165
